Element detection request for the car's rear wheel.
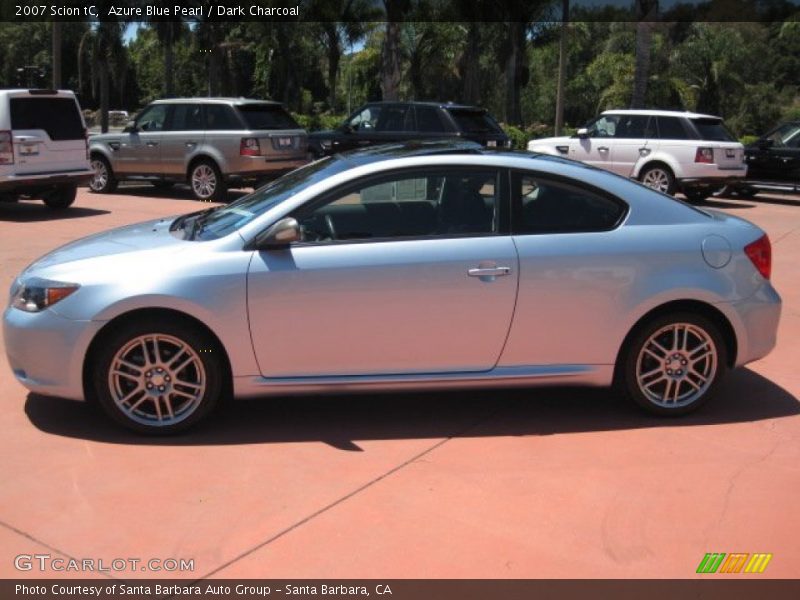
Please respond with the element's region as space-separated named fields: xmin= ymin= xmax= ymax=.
xmin=42 ymin=184 xmax=77 ymax=209
xmin=92 ymin=318 xmax=223 ymax=434
xmin=639 ymin=164 xmax=676 ymax=195
xmin=189 ymin=160 xmax=226 ymax=202
xmin=621 ymin=313 xmax=727 ymax=416
xmin=682 ymin=188 xmax=711 ymax=203
xmin=89 ymin=156 xmax=118 ymax=194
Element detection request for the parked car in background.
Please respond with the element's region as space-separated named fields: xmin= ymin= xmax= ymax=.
xmin=0 ymin=89 xmax=92 ymax=210
xmin=528 ymin=109 xmax=746 ymax=202
xmin=308 ymin=101 xmax=510 ymax=158
xmin=4 ymin=142 xmax=780 ymax=433
xmin=89 ymin=98 xmax=308 ymax=202
xmin=727 ymin=121 xmax=800 ymax=198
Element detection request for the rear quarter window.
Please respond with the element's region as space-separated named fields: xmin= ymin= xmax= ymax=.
xmin=691 ymin=118 xmax=735 ymax=142
xmin=236 ymin=104 xmax=300 ymax=130
xmin=446 ymin=109 xmax=503 ymax=134
xmin=10 ymin=97 xmax=84 ymax=140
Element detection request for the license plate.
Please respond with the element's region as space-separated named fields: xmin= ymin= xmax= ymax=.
xmin=277 ymin=137 xmax=293 ymax=148
xmin=487 ymin=140 xmax=497 ymax=147
xmin=19 ymin=143 xmax=38 ymax=156
xmin=725 ymin=149 xmax=735 ymax=158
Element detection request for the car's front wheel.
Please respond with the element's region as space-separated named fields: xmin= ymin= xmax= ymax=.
xmin=89 ymin=156 xmax=118 ymax=193
xmin=92 ymin=317 xmax=224 ymax=434
xmin=621 ymin=313 xmax=727 ymax=416
xmin=189 ymin=160 xmax=226 ymax=202
xmin=639 ymin=164 xmax=676 ymax=195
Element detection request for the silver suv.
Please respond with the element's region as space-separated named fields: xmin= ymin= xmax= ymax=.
xmin=89 ymin=98 xmax=308 ymax=201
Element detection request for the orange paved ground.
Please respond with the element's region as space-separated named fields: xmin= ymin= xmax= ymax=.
xmin=0 ymin=186 xmax=798 ymax=580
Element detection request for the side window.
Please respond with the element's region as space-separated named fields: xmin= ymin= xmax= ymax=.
xmin=348 ymin=106 xmax=381 ymax=131
xmin=168 ymin=104 xmax=203 ymax=131
xmin=514 ymin=173 xmax=626 ymax=234
xmin=416 ymin=107 xmax=447 ymax=133
xmin=614 ymin=115 xmax=650 ymax=139
xmin=204 ymin=105 xmax=240 ymax=130
xmin=295 ymin=170 xmax=499 ymax=243
xmin=657 ymin=116 xmax=691 ymax=140
xmin=135 ymin=105 xmax=168 ymax=132
xmin=376 ymin=105 xmax=409 ymax=132
xmin=767 ymin=123 xmax=800 ymax=148
xmin=587 ymin=115 xmax=619 ymax=138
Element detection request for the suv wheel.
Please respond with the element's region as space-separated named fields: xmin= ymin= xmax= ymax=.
xmin=42 ymin=185 xmax=77 ymax=209
xmin=683 ymin=188 xmax=710 ymax=203
xmin=639 ymin=164 xmax=676 ymax=195
xmin=89 ymin=156 xmax=118 ymax=193
xmin=189 ymin=160 xmax=226 ymax=202
xmin=620 ymin=313 xmax=727 ymax=416
xmin=92 ymin=317 xmax=224 ymax=434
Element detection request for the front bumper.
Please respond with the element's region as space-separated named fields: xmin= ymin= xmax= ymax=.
xmin=3 ymin=306 xmax=104 ymax=401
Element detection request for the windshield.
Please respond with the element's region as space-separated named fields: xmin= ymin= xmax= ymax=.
xmin=176 ymin=157 xmax=349 ymax=241
xmin=446 ymin=109 xmax=502 ymax=134
xmin=237 ymin=104 xmax=300 ymax=130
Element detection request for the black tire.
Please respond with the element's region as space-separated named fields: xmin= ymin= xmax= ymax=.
xmin=92 ymin=316 xmax=225 ymax=434
xmin=188 ymin=159 xmax=227 ymax=202
xmin=682 ymin=188 xmax=711 ymax=203
xmin=151 ymin=181 xmax=175 ymax=190
xmin=639 ymin=164 xmax=676 ymax=195
xmin=734 ymin=185 xmax=758 ymax=199
xmin=89 ymin=156 xmax=118 ymax=194
xmin=620 ymin=312 xmax=727 ymax=416
xmin=42 ymin=185 xmax=77 ymax=209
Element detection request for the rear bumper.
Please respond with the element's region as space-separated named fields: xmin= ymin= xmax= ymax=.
xmin=0 ymin=169 xmax=93 ymax=194
xmin=727 ymin=282 xmax=782 ymax=367
xmin=225 ymin=155 xmax=308 ymax=180
xmin=678 ymin=166 xmax=747 ymax=189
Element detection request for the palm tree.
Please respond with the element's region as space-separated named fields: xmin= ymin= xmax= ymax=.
xmin=631 ymin=0 xmax=659 ymax=109
xmin=381 ymin=0 xmax=410 ymax=101
xmin=51 ymin=22 xmax=62 ymax=89
xmin=554 ymin=0 xmax=569 ymax=135
xmin=151 ymin=21 xmax=186 ymax=97
xmin=78 ymin=20 xmax=126 ymax=132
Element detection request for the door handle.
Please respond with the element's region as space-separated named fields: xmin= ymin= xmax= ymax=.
xmin=146 ymin=141 xmax=159 ymax=147
xmin=185 ymin=141 xmax=197 ymax=148
xmin=597 ymin=146 xmax=609 ymax=152
xmin=468 ymin=266 xmax=511 ymax=278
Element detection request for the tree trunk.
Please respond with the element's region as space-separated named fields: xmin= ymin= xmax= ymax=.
xmin=99 ymin=62 xmax=109 ymax=133
xmin=504 ymin=22 xmax=526 ymax=126
xmin=164 ymin=28 xmax=174 ymax=97
xmin=632 ymin=0 xmax=658 ymax=109
xmin=52 ymin=22 xmax=62 ymax=89
xmin=381 ymin=20 xmax=402 ymax=101
xmin=327 ymin=39 xmax=340 ymax=111
xmin=554 ymin=0 xmax=569 ymax=135
xmin=461 ymin=23 xmax=481 ymax=105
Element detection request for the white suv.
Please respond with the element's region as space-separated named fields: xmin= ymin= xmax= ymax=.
xmin=527 ymin=109 xmax=746 ymax=202
xmin=0 ymin=89 xmax=92 ymax=209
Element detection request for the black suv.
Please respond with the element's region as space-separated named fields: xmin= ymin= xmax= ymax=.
xmin=732 ymin=121 xmax=800 ymax=197
xmin=308 ymin=101 xmax=510 ymax=158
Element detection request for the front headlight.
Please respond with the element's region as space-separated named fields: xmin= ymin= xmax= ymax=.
xmin=11 ymin=277 xmax=80 ymax=313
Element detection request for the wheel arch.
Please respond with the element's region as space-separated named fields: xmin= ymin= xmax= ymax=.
xmin=82 ymin=307 xmax=233 ymax=404
xmin=186 ymin=153 xmax=225 ymax=181
xmin=634 ymin=157 xmax=679 ymax=181
xmin=613 ymin=299 xmax=738 ymax=381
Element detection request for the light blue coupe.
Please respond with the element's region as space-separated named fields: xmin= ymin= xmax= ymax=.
xmin=4 ymin=142 xmax=781 ymax=433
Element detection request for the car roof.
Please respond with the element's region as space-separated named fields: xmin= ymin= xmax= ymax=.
xmin=360 ymin=100 xmax=488 ymax=112
xmin=601 ymin=108 xmax=723 ymax=120
xmin=151 ymin=97 xmax=283 ymax=106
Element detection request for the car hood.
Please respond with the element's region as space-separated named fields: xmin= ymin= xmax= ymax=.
xmin=24 ymin=216 xmax=185 ymax=275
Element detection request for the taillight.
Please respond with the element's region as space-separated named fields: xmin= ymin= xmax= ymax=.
xmin=695 ymin=147 xmax=714 ymax=163
xmin=744 ymin=234 xmax=771 ymax=280
xmin=240 ymin=137 xmax=260 ymax=156
xmin=0 ymin=130 xmax=14 ymax=164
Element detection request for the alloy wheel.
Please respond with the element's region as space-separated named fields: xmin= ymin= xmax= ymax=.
xmin=641 ymin=168 xmax=671 ymax=193
xmin=90 ymin=159 xmax=108 ymax=192
xmin=191 ymin=164 xmax=217 ymax=200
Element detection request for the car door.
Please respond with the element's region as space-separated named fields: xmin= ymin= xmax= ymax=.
xmin=246 ymin=167 xmax=519 ymax=378
xmin=114 ymin=103 xmax=168 ymax=175
xmin=333 ymin=104 xmax=385 ymax=153
xmin=570 ymin=114 xmax=617 ymax=171
xmin=748 ymin=123 xmax=800 ymax=182
xmin=159 ymin=103 xmax=204 ymax=177
xmin=608 ymin=114 xmax=653 ymax=177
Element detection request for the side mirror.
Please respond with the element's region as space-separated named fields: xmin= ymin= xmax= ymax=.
xmin=122 ymin=120 xmax=138 ymax=133
xmin=254 ymin=217 xmax=301 ymax=250
xmin=576 ymin=128 xmax=589 ymax=139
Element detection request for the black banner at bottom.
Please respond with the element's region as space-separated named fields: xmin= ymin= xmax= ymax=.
xmin=3 ymin=579 xmax=800 ymax=600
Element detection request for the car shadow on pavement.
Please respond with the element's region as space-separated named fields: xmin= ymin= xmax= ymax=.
xmin=0 ymin=204 xmax=110 ymax=222
xmin=24 ymin=367 xmax=799 ymax=449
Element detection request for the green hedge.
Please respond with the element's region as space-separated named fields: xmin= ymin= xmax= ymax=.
xmin=293 ymin=113 xmax=345 ymax=132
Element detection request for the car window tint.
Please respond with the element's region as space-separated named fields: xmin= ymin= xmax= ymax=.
xmin=416 ymin=107 xmax=447 ymax=133
xmin=691 ymin=118 xmax=735 ymax=142
xmin=237 ymin=104 xmax=299 ymax=130
xmin=514 ymin=174 xmax=625 ymax=234
xmin=446 ymin=109 xmax=502 ymax=134
xmin=613 ymin=115 xmax=650 ymax=139
xmin=656 ymin=116 xmax=691 ymax=140
xmin=766 ymin=123 xmax=800 ymax=148
xmin=168 ymin=104 xmax=203 ymax=131
xmin=296 ymin=169 xmax=499 ymax=243
xmin=135 ymin=104 xmax=168 ymax=132
xmin=377 ymin=105 xmax=410 ymax=132
xmin=9 ymin=97 xmax=84 ymax=140
xmin=204 ymin=105 xmax=240 ymax=130
xmin=348 ymin=106 xmax=381 ymax=131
